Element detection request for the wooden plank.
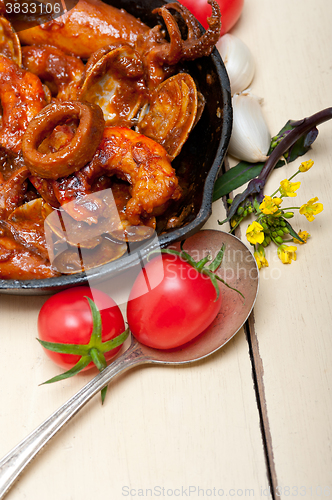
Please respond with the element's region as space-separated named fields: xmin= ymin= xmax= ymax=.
xmin=228 ymin=0 xmax=332 ymax=494
xmin=0 ymin=215 xmax=270 ymax=494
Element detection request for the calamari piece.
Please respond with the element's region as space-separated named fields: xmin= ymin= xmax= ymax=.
xmin=22 ymin=45 xmax=85 ymax=100
xmin=80 ymin=45 xmax=148 ymax=127
xmin=158 ymin=1 xmax=221 ymax=60
xmin=17 ymin=0 xmax=221 ymax=90
xmin=0 ymin=55 xmax=47 ymax=152
xmin=135 ymin=0 xmax=221 ymax=87
xmin=17 ymin=0 xmax=149 ymax=59
xmin=0 ymin=16 xmax=21 ymax=65
xmin=51 ymin=126 xmax=182 ymax=227
xmin=39 ymin=126 xmax=181 ymax=231
xmin=138 ymin=73 xmax=198 ymax=160
xmin=22 ymin=100 xmax=105 ymax=179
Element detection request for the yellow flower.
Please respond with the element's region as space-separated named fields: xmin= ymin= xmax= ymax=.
xmin=231 ymin=218 xmax=237 ymax=228
xmin=299 ymin=197 xmax=323 ymax=221
xmin=259 ymin=196 xmax=282 ymax=215
xmin=254 ymin=246 xmax=269 ymax=270
xmin=279 ymin=179 xmax=301 ymax=197
xmin=246 ymin=221 xmax=264 ymax=245
xmin=293 ymin=230 xmax=310 ymax=245
xmin=299 ymin=159 xmax=314 ymax=172
xmin=277 ymin=244 xmax=297 ymax=264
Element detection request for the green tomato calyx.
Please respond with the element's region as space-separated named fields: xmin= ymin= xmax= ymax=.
xmin=156 ymin=242 xmax=244 ymax=301
xmin=37 ymin=297 xmax=129 ymax=404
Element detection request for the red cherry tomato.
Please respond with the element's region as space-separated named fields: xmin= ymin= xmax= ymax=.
xmin=38 ymin=286 xmax=125 ymax=370
xmin=178 ymin=0 xmax=244 ymax=36
xmin=126 ymin=254 xmax=222 ymax=350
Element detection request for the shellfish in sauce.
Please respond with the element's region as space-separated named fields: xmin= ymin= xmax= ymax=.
xmin=0 ymin=0 xmax=221 ymax=279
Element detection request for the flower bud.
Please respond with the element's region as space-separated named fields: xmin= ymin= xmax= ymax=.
xmin=284 ymin=212 xmax=294 ymax=219
xmin=275 ymin=236 xmax=284 ymax=244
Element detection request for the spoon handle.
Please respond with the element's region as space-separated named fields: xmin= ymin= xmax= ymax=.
xmin=0 ymin=339 xmax=147 ymax=499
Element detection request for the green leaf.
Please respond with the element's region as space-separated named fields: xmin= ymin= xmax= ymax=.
xmin=101 ymin=386 xmax=108 ymax=405
xmin=207 ymin=244 xmax=225 ymax=272
xmin=213 ymin=120 xmax=319 ymax=202
xmin=214 ymin=274 xmax=245 ymax=300
xmin=89 ymin=349 xmax=108 ymax=404
xmin=86 ymin=296 xmax=102 ymax=343
xmin=213 ymin=162 xmax=263 ymax=201
xmin=99 ymin=328 xmax=130 ymax=354
xmin=196 ymin=254 xmax=212 ymax=271
xmin=40 ymin=356 xmax=92 ymax=384
xmin=37 ymin=338 xmax=88 ymax=356
xmin=283 ymin=220 xmax=305 ymax=243
xmin=90 ymin=348 xmax=107 ymax=372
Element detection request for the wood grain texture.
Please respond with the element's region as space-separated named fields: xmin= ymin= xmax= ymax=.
xmin=1 ymin=208 xmax=268 ymax=493
xmin=228 ymin=0 xmax=332 ymax=495
xmin=1 ymin=0 xmax=332 ymax=498
xmin=0 ymin=290 xmax=269 ymax=499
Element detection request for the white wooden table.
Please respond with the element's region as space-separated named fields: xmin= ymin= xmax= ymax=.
xmin=1 ymin=0 xmax=331 ymax=498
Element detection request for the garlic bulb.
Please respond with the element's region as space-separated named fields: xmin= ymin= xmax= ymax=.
xmin=228 ymin=92 xmax=271 ymax=163
xmin=216 ymin=34 xmax=255 ymax=95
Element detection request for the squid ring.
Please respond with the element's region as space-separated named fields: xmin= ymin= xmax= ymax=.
xmin=22 ymin=101 xmax=105 ymax=180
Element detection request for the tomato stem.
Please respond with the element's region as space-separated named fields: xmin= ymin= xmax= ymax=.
xmin=38 ymin=297 xmax=129 ymax=403
xmin=157 ymin=241 xmax=244 ymax=301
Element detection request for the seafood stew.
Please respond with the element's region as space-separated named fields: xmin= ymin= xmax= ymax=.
xmin=0 ymin=0 xmax=232 ymax=294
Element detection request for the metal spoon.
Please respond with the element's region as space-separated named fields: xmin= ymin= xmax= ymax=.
xmin=0 ymin=230 xmax=259 ymax=499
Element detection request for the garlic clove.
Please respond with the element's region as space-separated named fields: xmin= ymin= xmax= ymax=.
xmin=216 ymin=34 xmax=255 ymax=96
xmin=228 ymin=92 xmax=271 ymax=163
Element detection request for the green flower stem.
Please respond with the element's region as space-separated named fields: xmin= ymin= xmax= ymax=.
xmin=287 ymin=171 xmax=301 ymax=181
xmin=229 ymin=217 xmax=245 ymax=233
xmin=223 ymin=107 xmax=332 ymax=223
xmin=270 ymin=187 xmax=281 ymax=198
xmin=270 ymin=171 xmax=301 ymax=198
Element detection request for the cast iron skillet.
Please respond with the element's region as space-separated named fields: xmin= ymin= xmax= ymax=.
xmin=0 ymin=0 xmax=232 ymax=294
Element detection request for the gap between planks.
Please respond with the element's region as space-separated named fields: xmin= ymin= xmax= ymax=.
xmin=220 ymin=156 xmax=278 ymax=498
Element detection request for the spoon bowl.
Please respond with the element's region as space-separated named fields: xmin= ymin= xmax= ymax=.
xmin=0 ymin=230 xmax=258 ymax=499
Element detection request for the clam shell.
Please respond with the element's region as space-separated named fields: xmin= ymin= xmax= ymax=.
xmin=137 ymin=73 xmax=198 ymax=160
xmin=79 ymin=45 xmax=147 ymax=127
xmin=7 ymin=198 xmax=49 ymax=260
xmin=50 ymin=236 xmax=127 ymax=275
